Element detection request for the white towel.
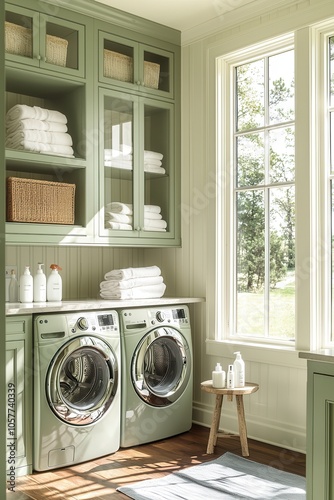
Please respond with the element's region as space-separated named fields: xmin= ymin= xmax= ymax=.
xmin=142 ymin=211 xmax=162 ymax=220
xmin=143 ymin=227 xmax=166 ymax=232
xmin=6 ymin=118 xmax=68 ymax=134
xmin=143 ymin=219 xmax=167 ymax=229
xmin=104 ymin=266 xmax=161 ymax=281
xmin=5 ymin=139 xmax=74 ymax=157
xmin=144 ymin=150 xmax=163 ymax=161
xmin=105 ymin=202 xmax=133 ymax=215
xmin=144 ymin=165 xmax=166 ymax=174
xmin=100 ymin=275 xmax=164 ymax=291
xmin=105 ymin=221 xmax=132 ymax=230
xmin=100 ymin=283 xmax=166 ymax=300
xmin=104 ymin=159 xmax=133 ymax=169
xmin=104 ymin=149 xmax=133 ymax=161
xmin=105 ymin=212 xmax=133 ymax=224
xmin=6 ymin=104 xmax=67 ymax=124
xmin=6 ymin=130 xmax=73 ymax=146
xmin=144 ymin=205 xmax=161 ymax=214
xmin=144 ymin=159 xmax=162 ymax=167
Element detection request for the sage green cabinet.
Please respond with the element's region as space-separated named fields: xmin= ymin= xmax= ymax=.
xmin=4 ymin=0 xmax=181 ymax=247
xmin=6 ymin=316 xmax=33 ymax=477
xmin=98 ymin=31 xmax=174 ymax=99
xmin=306 ymin=360 xmax=334 ymax=499
xmin=5 ymin=3 xmax=86 ymax=78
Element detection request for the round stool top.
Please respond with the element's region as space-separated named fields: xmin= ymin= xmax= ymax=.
xmin=201 ymin=380 xmax=259 ymax=396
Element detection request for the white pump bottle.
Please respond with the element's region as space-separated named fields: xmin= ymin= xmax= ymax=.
xmin=47 ymin=264 xmax=62 ymax=301
xmin=233 ymin=351 xmax=245 ymax=387
xmin=212 ymin=363 xmax=226 ymax=388
xmin=34 ymin=263 xmax=46 ymax=302
xmin=19 ymin=266 xmax=33 ymax=303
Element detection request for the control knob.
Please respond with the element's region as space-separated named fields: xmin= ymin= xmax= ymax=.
xmin=77 ymin=317 xmax=89 ymax=330
xmin=156 ymin=310 xmax=166 ymax=322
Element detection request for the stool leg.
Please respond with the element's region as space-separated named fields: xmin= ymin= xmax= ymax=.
xmin=236 ymin=395 xmax=249 ymax=457
xmin=207 ymin=394 xmax=223 ymax=454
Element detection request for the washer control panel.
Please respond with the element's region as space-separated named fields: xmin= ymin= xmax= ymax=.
xmin=121 ymin=306 xmax=190 ymax=330
xmin=35 ymin=310 xmax=119 ymax=341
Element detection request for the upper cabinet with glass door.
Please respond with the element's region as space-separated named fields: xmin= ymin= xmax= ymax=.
xmin=5 ymin=3 xmax=85 ymax=78
xmin=99 ymin=31 xmax=174 ymax=99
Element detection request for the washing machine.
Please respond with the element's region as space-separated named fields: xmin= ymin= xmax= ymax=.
xmin=119 ymin=305 xmax=193 ymax=447
xmin=34 ymin=310 xmax=121 ymax=471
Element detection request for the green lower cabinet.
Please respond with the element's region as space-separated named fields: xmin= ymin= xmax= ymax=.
xmin=307 ymin=361 xmax=334 ymax=499
xmin=6 ymin=316 xmax=33 ymax=478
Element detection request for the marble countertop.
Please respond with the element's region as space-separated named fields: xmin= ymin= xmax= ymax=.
xmin=299 ymin=349 xmax=334 ymax=363
xmin=6 ymin=297 xmax=205 ymax=315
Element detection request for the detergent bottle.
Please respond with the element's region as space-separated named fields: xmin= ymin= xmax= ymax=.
xmin=47 ymin=264 xmax=62 ymax=301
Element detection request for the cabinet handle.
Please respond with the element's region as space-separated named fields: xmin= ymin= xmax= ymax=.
xmin=136 ymin=227 xmax=141 ymax=231
xmin=37 ymin=55 xmax=41 ymax=60
xmin=136 ymin=81 xmax=141 ymax=85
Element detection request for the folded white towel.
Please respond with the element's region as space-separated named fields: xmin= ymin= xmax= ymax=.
xmin=143 ymin=218 xmax=167 ymax=229
xmin=104 ymin=159 xmax=133 ymax=169
xmin=100 ymin=275 xmax=164 ymax=291
xmin=104 ymin=149 xmax=133 ymax=161
xmin=144 ymin=159 xmax=162 ymax=167
xmin=6 ymin=118 xmax=68 ymax=134
xmin=6 ymin=130 xmax=73 ymax=146
xmin=144 ymin=205 xmax=161 ymax=214
xmin=105 ymin=212 xmax=133 ymax=224
xmin=144 ymin=165 xmax=166 ymax=175
xmin=5 ymin=138 xmax=74 ymax=157
xmin=142 ymin=211 xmax=162 ymax=220
xmin=144 ymin=150 xmax=163 ymax=161
xmin=100 ymin=282 xmax=166 ymax=300
xmin=104 ymin=266 xmax=161 ymax=281
xmin=143 ymin=227 xmax=167 ymax=232
xmin=6 ymin=104 xmax=67 ymax=124
xmin=105 ymin=221 xmax=132 ymax=230
xmin=105 ymin=202 xmax=133 ymax=215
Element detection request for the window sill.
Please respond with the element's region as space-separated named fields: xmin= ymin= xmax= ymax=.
xmin=206 ymin=339 xmax=307 ymax=369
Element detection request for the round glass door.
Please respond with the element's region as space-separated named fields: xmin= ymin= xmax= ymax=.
xmin=47 ymin=336 xmax=118 ymax=426
xmin=132 ymin=327 xmax=191 ymax=407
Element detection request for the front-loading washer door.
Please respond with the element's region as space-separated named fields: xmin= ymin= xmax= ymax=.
xmin=132 ymin=327 xmax=191 ymax=407
xmin=46 ymin=336 xmax=118 ymax=426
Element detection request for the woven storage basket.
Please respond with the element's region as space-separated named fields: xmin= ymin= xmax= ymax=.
xmin=7 ymin=177 xmax=75 ymax=225
xmin=144 ymin=61 xmax=160 ymax=89
xmin=104 ymin=49 xmax=133 ymax=82
xmin=46 ymin=34 xmax=68 ymax=66
xmin=5 ymin=21 xmax=32 ymax=57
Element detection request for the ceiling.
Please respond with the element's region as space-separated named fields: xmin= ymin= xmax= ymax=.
xmin=94 ymin=0 xmax=260 ymax=32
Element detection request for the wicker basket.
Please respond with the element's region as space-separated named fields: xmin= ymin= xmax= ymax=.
xmin=5 ymin=22 xmax=68 ymax=66
xmin=103 ymin=49 xmax=160 ymax=89
xmin=144 ymin=61 xmax=160 ymax=89
xmin=104 ymin=49 xmax=133 ymax=82
xmin=6 ymin=177 xmax=75 ymax=225
xmin=46 ymin=34 xmax=68 ymax=66
xmin=5 ymin=21 xmax=32 ymax=58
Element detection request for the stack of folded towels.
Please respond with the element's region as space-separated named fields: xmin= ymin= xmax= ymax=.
xmin=100 ymin=265 xmax=166 ymax=300
xmin=104 ymin=146 xmax=165 ymax=174
xmin=5 ymin=104 xmax=74 ymax=157
xmin=104 ymin=202 xmax=167 ymax=231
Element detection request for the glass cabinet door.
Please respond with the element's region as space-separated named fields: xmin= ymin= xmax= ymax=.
xmin=142 ymin=100 xmax=173 ymax=235
xmin=39 ymin=15 xmax=85 ymax=77
xmin=5 ymin=5 xmax=39 ymax=67
xmin=99 ymin=31 xmax=174 ymax=98
xmin=5 ymin=5 xmax=85 ymax=77
xmin=101 ymin=90 xmax=137 ymax=235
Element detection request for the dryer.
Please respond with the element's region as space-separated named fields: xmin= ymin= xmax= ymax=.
xmin=34 ymin=311 xmax=121 ymax=471
xmin=119 ymin=305 xmax=193 ymax=447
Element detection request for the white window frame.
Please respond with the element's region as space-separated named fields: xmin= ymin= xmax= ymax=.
xmin=206 ymin=26 xmax=326 ymax=357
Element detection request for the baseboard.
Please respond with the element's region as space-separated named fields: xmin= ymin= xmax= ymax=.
xmin=192 ymin=401 xmax=306 ymax=454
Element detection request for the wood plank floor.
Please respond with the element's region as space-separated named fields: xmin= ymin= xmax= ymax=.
xmin=14 ymin=424 xmax=306 ymax=499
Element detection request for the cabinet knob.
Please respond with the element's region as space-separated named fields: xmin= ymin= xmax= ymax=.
xmin=136 ymin=226 xmax=141 ymax=231
xmin=37 ymin=55 xmax=41 ymax=60
xmin=136 ymin=81 xmax=141 ymax=85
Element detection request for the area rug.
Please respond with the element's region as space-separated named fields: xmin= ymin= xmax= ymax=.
xmin=117 ymin=451 xmax=306 ymax=499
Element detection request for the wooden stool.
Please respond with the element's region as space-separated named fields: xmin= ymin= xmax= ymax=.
xmin=201 ymin=380 xmax=259 ymax=456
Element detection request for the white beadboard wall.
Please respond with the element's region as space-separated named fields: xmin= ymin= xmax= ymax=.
xmin=9 ymin=0 xmax=334 ymax=455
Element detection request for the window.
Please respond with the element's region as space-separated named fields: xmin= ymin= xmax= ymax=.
xmin=218 ymin=37 xmax=296 ymax=346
